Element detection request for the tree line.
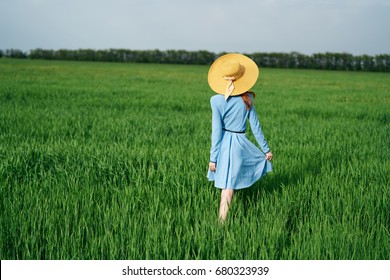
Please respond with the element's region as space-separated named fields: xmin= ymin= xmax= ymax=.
xmin=1 ymin=48 xmax=389 ymax=72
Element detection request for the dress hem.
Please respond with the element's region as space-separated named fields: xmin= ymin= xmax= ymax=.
xmin=208 ymin=168 xmax=272 ymax=190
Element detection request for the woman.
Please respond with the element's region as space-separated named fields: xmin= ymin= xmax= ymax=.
xmin=207 ymin=53 xmax=273 ymax=223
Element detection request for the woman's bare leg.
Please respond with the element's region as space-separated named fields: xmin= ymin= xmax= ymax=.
xmin=219 ymin=189 xmax=234 ymax=223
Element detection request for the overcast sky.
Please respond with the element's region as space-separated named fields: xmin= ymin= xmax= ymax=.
xmin=1 ymin=0 xmax=389 ymax=55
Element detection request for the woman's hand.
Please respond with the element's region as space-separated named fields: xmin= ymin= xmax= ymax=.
xmin=265 ymin=152 xmax=273 ymax=161
xmin=209 ymin=162 xmax=216 ymax=172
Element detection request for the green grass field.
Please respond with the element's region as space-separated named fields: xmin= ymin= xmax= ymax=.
xmin=0 ymin=58 xmax=389 ymax=260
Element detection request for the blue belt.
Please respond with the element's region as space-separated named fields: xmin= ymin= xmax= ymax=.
xmin=223 ymin=128 xmax=246 ymax=134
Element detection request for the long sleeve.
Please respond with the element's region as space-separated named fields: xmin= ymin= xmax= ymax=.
xmin=210 ymin=97 xmax=223 ymax=162
xmin=248 ymin=104 xmax=270 ymax=153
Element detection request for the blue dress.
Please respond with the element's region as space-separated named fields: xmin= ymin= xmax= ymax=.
xmin=207 ymin=94 xmax=272 ymax=190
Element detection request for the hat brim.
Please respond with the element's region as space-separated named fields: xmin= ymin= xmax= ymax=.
xmin=208 ymin=53 xmax=259 ymax=96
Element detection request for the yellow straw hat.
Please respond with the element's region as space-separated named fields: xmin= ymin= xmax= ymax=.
xmin=208 ymin=53 xmax=259 ymax=100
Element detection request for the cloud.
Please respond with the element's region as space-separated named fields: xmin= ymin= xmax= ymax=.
xmin=0 ymin=0 xmax=389 ymax=55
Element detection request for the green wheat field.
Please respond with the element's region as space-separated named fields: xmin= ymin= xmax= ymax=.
xmin=0 ymin=58 xmax=389 ymax=260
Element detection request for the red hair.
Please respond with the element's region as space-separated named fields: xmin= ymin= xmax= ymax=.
xmin=241 ymin=91 xmax=256 ymax=110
